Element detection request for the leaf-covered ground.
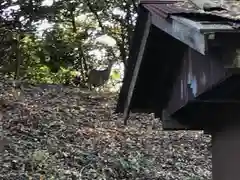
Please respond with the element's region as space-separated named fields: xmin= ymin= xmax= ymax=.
xmin=0 ymin=81 xmax=211 ymax=180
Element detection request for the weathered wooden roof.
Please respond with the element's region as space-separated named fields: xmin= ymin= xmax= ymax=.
xmin=137 ymin=0 xmax=240 ymax=55
xmin=142 ymin=0 xmax=240 ymax=21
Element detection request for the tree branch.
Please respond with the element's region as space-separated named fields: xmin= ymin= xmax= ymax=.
xmin=131 ymin=0 xmax=138 ymax=13
xmin=85 ymin=0 xmax=118 ymax=60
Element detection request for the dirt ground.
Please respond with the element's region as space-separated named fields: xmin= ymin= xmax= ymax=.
xmin=0 ymin=81 xmax=211 ymax=180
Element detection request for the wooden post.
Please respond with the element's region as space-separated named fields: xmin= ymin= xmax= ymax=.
xmin=211 ymin=120 xmax=240 ymax=180
xmin=122 ymin=11 xmax=151 ymax=125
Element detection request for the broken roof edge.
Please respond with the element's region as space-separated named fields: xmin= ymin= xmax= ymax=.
xmin=140 ymin=0 xmax=240 ymax=22
xmin=150 ymin=11 xmax=207 ymax=55
xmin=170 ymin=15 xmax=240 ymax=33
xmin=149 ymin=9 xmax=240 ymax=54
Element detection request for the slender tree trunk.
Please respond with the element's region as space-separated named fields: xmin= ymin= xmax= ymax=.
xmin=70 ymin=7 xmax=88 ymax=82
xmin=14 ymin=33 xmax=21 ymax=80
xmin=70 ymin=9 xmax=76 ymax=33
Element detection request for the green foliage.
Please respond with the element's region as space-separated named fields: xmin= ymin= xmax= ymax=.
xmin=111 ymin=69 xmax=121 ymax=80
xmin=0 ymin=0 xmax=136 ymax=86
xmin=26 ymin=65 xmax=75 ymax=84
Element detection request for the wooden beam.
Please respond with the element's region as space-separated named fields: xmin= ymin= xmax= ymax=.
xmin=151 ymin=13 xmax=207 ymax=55
xmin=122 ymin=12 xmax=152 ymax=125
xmin=171 ymin=16 xmax=240 ymax=33
xmin=116 ymin=5 xmax=149 ymax=113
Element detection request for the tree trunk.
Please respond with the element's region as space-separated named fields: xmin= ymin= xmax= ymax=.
xmin=70 ymin=6 xmax=89 ymax=82
xmin=70 ymin=8 xmax=77 ymax=33
xmin=14 ymin=33 xmax=21 ymax=80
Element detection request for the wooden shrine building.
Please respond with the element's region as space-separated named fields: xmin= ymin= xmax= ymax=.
xmin=116 ymin=0 xmax=240 ymax=130
xmin=116 ymin=1 xmax=240 ymax=179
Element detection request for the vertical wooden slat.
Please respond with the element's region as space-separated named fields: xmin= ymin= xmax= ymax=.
xmin=123 ymin=12 xmax=152 ymax=125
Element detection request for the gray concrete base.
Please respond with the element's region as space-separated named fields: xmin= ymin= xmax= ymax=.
xmin=212 ymin=123 xmax=240 ymax=180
